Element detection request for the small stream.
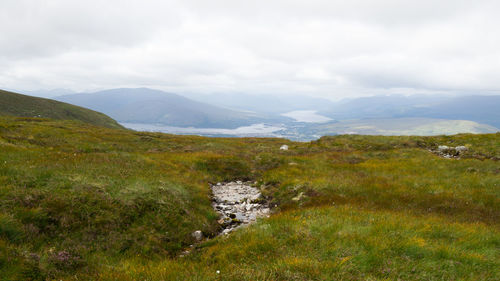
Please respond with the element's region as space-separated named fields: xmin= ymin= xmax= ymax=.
xmin=211 ymin=181 xmax=270 ymax=235
xmin=180 ymin=181 xmax=270 ymax=257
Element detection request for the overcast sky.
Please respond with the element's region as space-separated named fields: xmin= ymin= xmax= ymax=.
xmin=1 ymin=0 xmax=499 ymax=99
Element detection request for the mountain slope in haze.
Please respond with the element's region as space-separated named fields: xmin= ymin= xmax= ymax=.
xmin=320 ymin=95 xmax=500 ymax=128
xmin=56 ymin=88 xmax=288 ymax=128
xmin=184 ymin=92 xmax=337 ymax=113
xmin=405 ymin=95 xmax=500 ymax=128
xmin=319 ymin=95 xmax=448 ymax=120
xmin=280 ymin=117 xmax=498 ymax=141
xmin=9 ymin=88 xmax=76 ymax=98
xmin=0 ymin=89 xmax=123 ymax=129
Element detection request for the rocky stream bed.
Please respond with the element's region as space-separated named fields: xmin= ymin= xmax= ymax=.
xmin=181 ymin=181 xmax=270 ymax=257
xmin=211 ymin=181 xmax=271 ymax=235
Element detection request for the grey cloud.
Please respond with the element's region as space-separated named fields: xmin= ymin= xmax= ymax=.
xmin=1 ymin=0 xmax=499 ymax=97
xmin=0 ymin=0 xmax=182 ymax=59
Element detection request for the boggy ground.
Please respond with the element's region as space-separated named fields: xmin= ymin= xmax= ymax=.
xmin=0 ymin=116 xmax=498 ymax=280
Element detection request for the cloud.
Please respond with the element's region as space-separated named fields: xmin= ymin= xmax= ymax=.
xmin=1 ymin=0 xmax=499 ymax=98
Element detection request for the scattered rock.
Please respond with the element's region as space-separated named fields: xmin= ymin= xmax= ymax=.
xmin=191 ymin=230 xmax=203 ymax=241
xmin=432 ymin=145 xmax=470 ymax=159
xmin=180 ymin=249 xmax=191 ymax=256
xmin=437 ymin=145 xmax=450 ymax=151
xmin=292 ymin=191 xmax=305 ymax=201
xmin=211 ymin=181 xmax=270 ymax=235
xmin=280 ymin=145 xmax=289 ymax=151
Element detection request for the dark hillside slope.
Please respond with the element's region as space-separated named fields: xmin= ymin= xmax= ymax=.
xmin=0 ymin=89 xmax=123 ymax=129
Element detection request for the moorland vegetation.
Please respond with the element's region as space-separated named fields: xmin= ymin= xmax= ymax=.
xmin=0 ymin=116 xmax=498 ymax=280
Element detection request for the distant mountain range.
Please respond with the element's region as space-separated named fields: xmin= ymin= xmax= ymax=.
xmin=319 ymin=94 xmax=500 ymax=129
xmin=0 ymin=89 xmax=123 ymax=129
xmin=9 ymin=87 xmax=497 ymax=139
xmin=55 ymin=88 xmax=289 ymax=128
xmin=292 ymin=118 xmax=499 ymax=140
xmin=183 ymin=92 xmax=337 ymax=114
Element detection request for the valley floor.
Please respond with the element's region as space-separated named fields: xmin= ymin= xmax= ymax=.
xmin=0 ymin=116 xmax=498 ymax=280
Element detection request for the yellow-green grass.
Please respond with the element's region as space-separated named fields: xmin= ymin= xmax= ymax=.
xmin=260 ymin=148 xmax=498 ymax=224
xmin=0 ymin=116 xmax=498 ymax=280
xmin=88 ymin=205 xmax=500 ymax=281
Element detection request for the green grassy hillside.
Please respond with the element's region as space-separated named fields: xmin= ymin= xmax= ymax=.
xmin=0 ymin=116 xmax=498 ymax=280
xmin=310 ymin=118 xmax=499 ymax=136
xmin=0 ymin=89 xmax=123 ymax=129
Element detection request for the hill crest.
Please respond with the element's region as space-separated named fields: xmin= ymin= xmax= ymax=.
xmin=0 ymin=89 xmax=123 ymax=129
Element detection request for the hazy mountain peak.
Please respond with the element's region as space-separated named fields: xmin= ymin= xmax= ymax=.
xmin=55 ymin=88 xmax=289 ymax=129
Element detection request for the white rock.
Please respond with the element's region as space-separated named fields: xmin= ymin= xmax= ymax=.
xmin=280 ymin=145 xmax=289 ymax=150
xmin=191 ymin=230 xmax=203 ymax=241
xmin=455 ymin=146 xmax=468 ymax=152
xmin=437 ymin=145 xmax=449 ymax=151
